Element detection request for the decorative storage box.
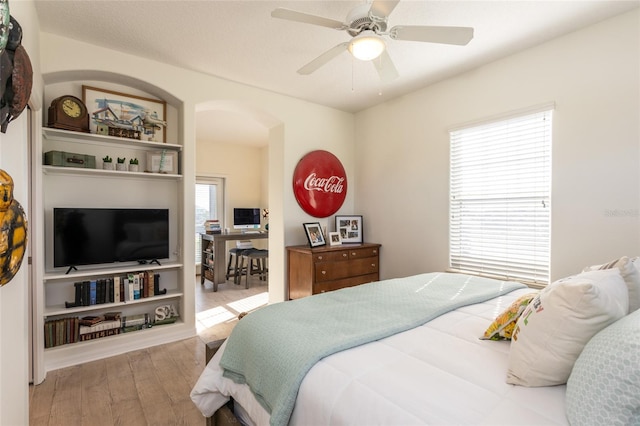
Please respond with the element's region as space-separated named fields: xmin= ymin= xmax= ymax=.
xmin=44 ymin=151 xmax=96 ymax=169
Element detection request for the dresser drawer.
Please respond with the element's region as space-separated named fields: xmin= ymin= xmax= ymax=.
xmin=346 ymin=246 xmax=379 ymax=259
xmin=313 ymin=273 xmax=379 ymax=294
xmin=315 ymin=256 xmax=379 ymax=282
xmin=312 ymin=250 xmax=349 ymax=263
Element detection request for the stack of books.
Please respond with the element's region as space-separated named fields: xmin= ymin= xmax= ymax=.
xmin=204 ymin=220 xmax=221 ymax=234
xmin=78 ymin=312 xmax=122 ymax=341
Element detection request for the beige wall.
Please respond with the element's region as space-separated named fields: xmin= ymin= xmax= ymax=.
xmin=196 ymin=141 xmax=265 ymax=227
xmin=355 ymin=9 xmax=640 ymax=282
xmin=196 ymin=140 xmax=269 ymax=249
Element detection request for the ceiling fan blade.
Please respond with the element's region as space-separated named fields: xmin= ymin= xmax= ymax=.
xmin=271 ymin=8 xmax=346 ymax=30
xmin=390 ymin=25 xmax=474 ymax=45
xmin=369 ymin=0 xmax=400 ymax=20
xmin=372 ymin=50 xmax=399 ymax=83
xmin=298 ymin=42 xmax=350 ymax=75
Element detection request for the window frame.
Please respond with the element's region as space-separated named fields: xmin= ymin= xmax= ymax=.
xmin=195 ymin=176 xmax=225 ymax=266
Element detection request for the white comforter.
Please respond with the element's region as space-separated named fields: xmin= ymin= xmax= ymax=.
xmin=191 ymin=287 xmax=568 ymax=425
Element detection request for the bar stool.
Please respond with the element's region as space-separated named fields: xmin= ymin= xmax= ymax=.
xmin=225 ymin=248 xmax=247 ymax=284
xmin=240 ymin=249 xmax=268 ymax=288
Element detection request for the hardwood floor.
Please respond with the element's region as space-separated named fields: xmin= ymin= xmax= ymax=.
xmin=29 ymin=275 xmax=268 ymax=426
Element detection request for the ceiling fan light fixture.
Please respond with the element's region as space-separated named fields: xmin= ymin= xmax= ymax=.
xmin=348 ymin=30 xmax=385 ymax=61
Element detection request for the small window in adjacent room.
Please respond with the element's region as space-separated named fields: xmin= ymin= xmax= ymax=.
xmin=449 ymin=106 xmax=552 ymax=285
xmin=195 ymin=178 xmax=225 ymax=265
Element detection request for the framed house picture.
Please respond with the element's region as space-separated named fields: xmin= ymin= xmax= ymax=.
xmin=335 ymin=215 xmax=363 ymax=243
xmin=328 ymin=231 xmax=342 ymax=246
xmin=146 ymin=150 xmax=178 ymax=174
xmin=303 ymin=222 xmax=326 ymax=248
xmin=83 ymin=85 xmax=167 ymax=143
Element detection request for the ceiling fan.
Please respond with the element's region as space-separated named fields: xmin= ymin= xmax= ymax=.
xmin=271 ymin=0 xmax=474 ymax=82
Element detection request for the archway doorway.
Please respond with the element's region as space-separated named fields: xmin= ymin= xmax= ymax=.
xmin=193 ymin=101 xmax=284 ymax=339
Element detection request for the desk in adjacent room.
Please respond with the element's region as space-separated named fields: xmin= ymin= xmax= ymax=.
xmin=200 ymin=232 xmax=268 ymax=290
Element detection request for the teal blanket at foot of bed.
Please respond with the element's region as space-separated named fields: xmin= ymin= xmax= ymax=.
xmin=220 ymin=271 xmax=525 ymax=426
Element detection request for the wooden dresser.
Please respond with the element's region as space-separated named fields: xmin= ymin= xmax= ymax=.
xmin=287 ymin=243 xmax=381 ymax=299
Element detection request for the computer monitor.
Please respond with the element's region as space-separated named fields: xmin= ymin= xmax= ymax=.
xmin=233 ymin=208 xmax=261 ymax=230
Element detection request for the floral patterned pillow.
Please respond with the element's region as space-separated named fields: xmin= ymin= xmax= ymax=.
xmin=481 ymin=292 xmax=538 ymax=340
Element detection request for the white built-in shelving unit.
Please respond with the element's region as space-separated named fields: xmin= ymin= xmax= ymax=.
xmin=33 ymin=127 xmax=193 ymax=382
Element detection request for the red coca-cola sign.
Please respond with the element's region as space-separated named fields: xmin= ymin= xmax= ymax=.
xmin=293 ymin=150 xmax=347 ymax=218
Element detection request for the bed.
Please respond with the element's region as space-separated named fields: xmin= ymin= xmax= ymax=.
xmin=191 ymin=265 xmax=640 ymax=426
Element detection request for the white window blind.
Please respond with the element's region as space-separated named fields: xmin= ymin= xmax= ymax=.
xmin=449 ymin=108 xmax=552 ymax=284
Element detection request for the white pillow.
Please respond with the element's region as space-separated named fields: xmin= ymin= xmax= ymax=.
xmin=506 ymin=269 xmax=628 ymax=387
xmin=583 ymin=256 xmax=640 ymax=313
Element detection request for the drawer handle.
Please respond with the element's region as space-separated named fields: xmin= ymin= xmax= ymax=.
xmin=373 ymin=250 xmax=377 ymax=254
xmin=321 ymin=270 xmax=326 ymax=275
xmin=351 ymin=252 xmax=357 ymax=256
xmin=318 ymin=255 xmax=323 ymax=260
xmin=342 ymin=253 xmax=348 ymax=257
xmin=371 ymin=263 xmax=376 ymax=267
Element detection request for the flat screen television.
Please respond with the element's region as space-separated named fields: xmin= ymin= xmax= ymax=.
xmin=233 ymin=208 xmax=261 ymax=229
xmin=53 ymin=208 xmax=170 ymax=269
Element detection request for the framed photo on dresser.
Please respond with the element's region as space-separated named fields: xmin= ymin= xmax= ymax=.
xmin=303 ymin=222 xmax=326 ymax=248
xmin=328 ymin=231 xmax=342 ymax=246
xmin=335 ymin=215 xmax=363 ymax=243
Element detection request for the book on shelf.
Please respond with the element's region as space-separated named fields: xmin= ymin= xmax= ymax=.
xmin=114 ymin=276 xmax=121 ymax=303
xmin=107 ymin=278 xmax=114 ymax=303
xmin=96 ymin=280 xmax=104 ymax=304
xmin=139 ymin=272 xmax=146 ymax=298
xmin=129 ymin=273 xmax=140 ymax=300
xmin=73 ymin=282 xmax=83 ymax=306
xmin=125 ymin=278 xmax=134 ymax=301
xmin=79 ymin=315 xmax=102 ymax=326
xmin=144 ymin=270 xmax=154 ymax=298
xmin=122 ymin=313 xmax=149 ymax=327
xmin=104 ymin=311 xmax=121 ymax=321
xmin=89 ymin=280 xmax=97 ymax=305
xmin=79 ymin=319 xmax=121 ymax=335
xmin=135 ymin=273 xmax=141 ymax=299
xmin=79 ymin=328 xmax=121 ymax=342
xmin=119 ymin=276 xmax=125 ymax=302
xmin=82 ymin=281 xmax=90 ymax=306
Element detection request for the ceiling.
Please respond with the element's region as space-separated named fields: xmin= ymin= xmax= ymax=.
xmin=34 ymin=1 xmax=639 ymax=146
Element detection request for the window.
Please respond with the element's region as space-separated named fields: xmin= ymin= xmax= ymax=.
xmin=449 ymin=107 xmax=552 ymax=284
xmin=195 ymin=177 xmax=225 ymax=265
